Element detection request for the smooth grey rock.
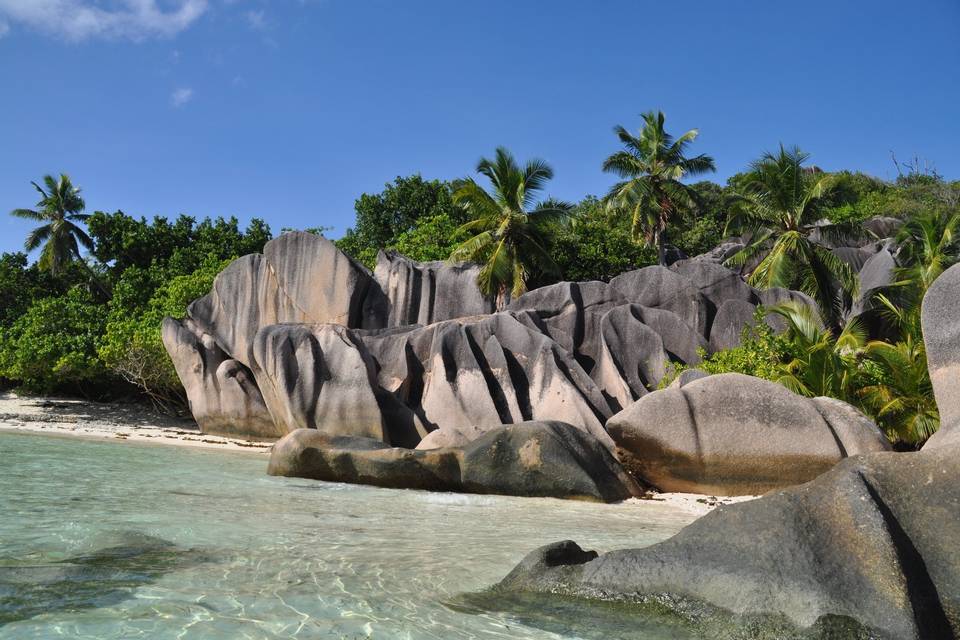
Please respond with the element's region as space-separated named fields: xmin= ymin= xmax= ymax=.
xmin=854 ymin=247 xmax=897 ymax=315
xmin=506 ymin=281 xmax=627 ymax=371
xmin=185 ymin=232 xmax=377 ymax=368
xmin=590 ymin=305 xmax=668 ymax=412
xmin=493 ymin=444 xmax=960 ymax=640
xmin=831 ymin=246 xmax=875 ymax=272
xmin=249 ymin=323 xmax=394 ymax=443
xmin=922 ymin=262 xmax=960 ymax=450
xmin=670 ymin=259 xmax=755 ymax=310
xmin=267 ymin=422 xmax=643 ymax=502
xmin=160 ymin=317 xmax=279 ymax=439
xmin=667 ymin=368 xmax=709 ymax=389
xmin=607 ymin=373 xmax=891 ymax=495
xmin=863 ymin=215 xmax=903 ymax=240
xmin=361 ymin=313 xmax=614 ymax=449
xmin=756 ymin=287 xmax=818 ymax=332
xmin=373 ymin=250 xmax=495 ymax=327
xmin=708 ymin=299 xmax=758 ymax=352
xmin=609 ymin=266 xmax=708 ymax=336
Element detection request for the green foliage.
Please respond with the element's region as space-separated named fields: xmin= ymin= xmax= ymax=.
xmin=664 ymin=310 xmax=793 ymax=386
xmin=546 ymin=196 xmax=656 ymax=283
xmin=11 ymin=174 xmax=95 ymax=277
xmin=1 ymin=207 xmax=271 ymax=402
xmin=391 ymin=212 xmax=469 ymax=262
xmin=602 ymin=111 xmax=716 ymax=265
xmin=98 ymin=258 xmax=229 ymax=410
xmin=336 ymin=175 xmax=461 ymax=267
xmin=725 ymin=146 xmax=859 ymax=330
xmin=450 ymin=147 xmax=572 ymax=303
xmin=0 ymin=287 xmax=111 ymax=394
xmin=88 ymin=211 xmax=271 ymax=278
xmin=768 ymin=302 xmax=867 ymax=400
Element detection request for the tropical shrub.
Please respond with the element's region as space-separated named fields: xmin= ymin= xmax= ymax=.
xmin=0 ymin=287 xmax=111 ymax=395
xmin=98 ymin=258 xmax=228 ymax=412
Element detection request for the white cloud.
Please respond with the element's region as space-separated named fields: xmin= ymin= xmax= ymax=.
xmin=0 ymin=0 xmax=208 ymax=42
xmin=0 ymin=19 xmax=8 ymax=38
xmin=244 ymin=9 xmax=265 ymax=30
xmin=170 ymin=86 xmax=193 ymax=107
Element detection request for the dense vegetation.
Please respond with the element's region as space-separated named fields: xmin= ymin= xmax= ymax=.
xmin=2 ymin=118 xmax=958 ymax=447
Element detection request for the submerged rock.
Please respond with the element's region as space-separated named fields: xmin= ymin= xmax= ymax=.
xmin=607 ymin=373 xmax=890 ymax=495
xmin=267 ymin=421 xmax=642 ymax=502
xmin=493 ymin=444 xmax=960 ymax=640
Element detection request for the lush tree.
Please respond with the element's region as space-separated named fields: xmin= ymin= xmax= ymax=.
xmin=546 ymin=196 xmax=656 ymax=283
xmin=673 ymin=181 xmax=728 ymax=257
xmin=602 ymin=111 xmax=716 ymax=265
xmin=10 ymin=174 xmax=108 ymax=296
xmin=725 ymin=146 xmax=859 ymax=329
xmin=337 ymin=175 xmax=461 ymax=267
xmin=88 ymin=211 xmax=271 ymax=277
xmin=0 ymin=287 xmax=111 ymax=395
xmin=0 ymin=253 xmax=61 ymax=327
xmin=98 ymin=258 xmax=229 ymax=412
xmin=449 ymin=147 xmax=572 ymax=306
xmin=391 ymin=212 xmax=469 ymax=263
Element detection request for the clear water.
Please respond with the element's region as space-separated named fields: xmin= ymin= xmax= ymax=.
xmin=0 ymin=431 xmax=700 ymax=639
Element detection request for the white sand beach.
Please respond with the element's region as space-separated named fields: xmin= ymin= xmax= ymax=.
xmin=0 ymin=392 xmax=272 ymax=453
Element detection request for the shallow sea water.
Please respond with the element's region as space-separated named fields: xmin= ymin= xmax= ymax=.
xmin=0 ymin=431 xmax=701 ymax=639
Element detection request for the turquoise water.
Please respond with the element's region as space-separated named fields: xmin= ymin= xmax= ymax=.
xmin=0 ymin=431 xmax=699 ymax=639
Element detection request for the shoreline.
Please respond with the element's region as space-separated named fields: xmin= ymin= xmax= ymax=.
xmin=1 ymin=392 xmax=754 ymax=514
xmin=0 ymin=392 xmax=272 ymax=454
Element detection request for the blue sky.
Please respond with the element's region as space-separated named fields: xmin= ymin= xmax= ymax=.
xmin=1 ymin=0 xmax=958 ymax=257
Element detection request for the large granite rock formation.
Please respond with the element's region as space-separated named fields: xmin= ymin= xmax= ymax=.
xmin=267 ymin=421 xmax=642 ymax=502
xmin=921 ymin=261 xmax=960 ymax=451
xmin=361 ymin=313 xmax=613 ymax=449
xmin=372 ymin=250 xmax=496 ymax=327
xmin=606 ymin=373 xmax=891 ymax=495
xmin=487 ymin=262 xmax=960 ymax=639
xmin=161 ymin=317 xmax=279 ymax=439
xmin=493 ymin=445 xmax=959 ymax=639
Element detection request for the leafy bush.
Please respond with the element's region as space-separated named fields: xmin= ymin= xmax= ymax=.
xmin=546 ymin=196 xmax=655 ymax=283
xmin=0 ymin=287 xmax=112 ymax=394
xmin=98 ymin=258 xmax=229 ymax=411
xmin=662 ymin=310 xmax=793 ymax=386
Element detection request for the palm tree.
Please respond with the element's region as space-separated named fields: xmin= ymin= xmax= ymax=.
xmin=11 ymin=174 xmax=107 ymax=295
xmin=725 ymin=146 xmax=858 ymax=330
xmin=768 ymin=301 xmax=866 ymax=401
xmin=601 ymin=110 xmax=716 ymax=265
xmin=889 ymin=209 xmax=960 ymax=301
xmin=858 ymin=295 xmax=938 ymax=445
xmin=449 ymin=147 xmax=572 ymax=308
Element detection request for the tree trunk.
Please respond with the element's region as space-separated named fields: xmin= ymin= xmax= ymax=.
xmin=657 ymin=230 xmax=667 ymax=267
xmin=76 ymin=253 xmax=111 ymax=300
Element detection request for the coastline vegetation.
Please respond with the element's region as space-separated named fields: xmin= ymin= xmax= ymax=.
xmin=2 ymin=115 xmax=958 ymax=447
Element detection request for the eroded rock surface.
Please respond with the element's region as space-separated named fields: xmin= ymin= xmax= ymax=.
xmin=493 ymin=445 xmax=959 ymax=639
xmin=267 ymin=422 xmax=642 ymax=502
xmin=372 ymin=250 xmax=496 ymax=327
xmin=922 ymin=261 xmax=960 ymax=450
xmin=607 ymin=373 xmax=890 ymax=495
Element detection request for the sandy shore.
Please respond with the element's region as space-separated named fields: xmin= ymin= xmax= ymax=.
xmin=0 ymin=391 xmax=754 ymax=513
xmin=0 ymin=392 xmax=272 ymax=453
